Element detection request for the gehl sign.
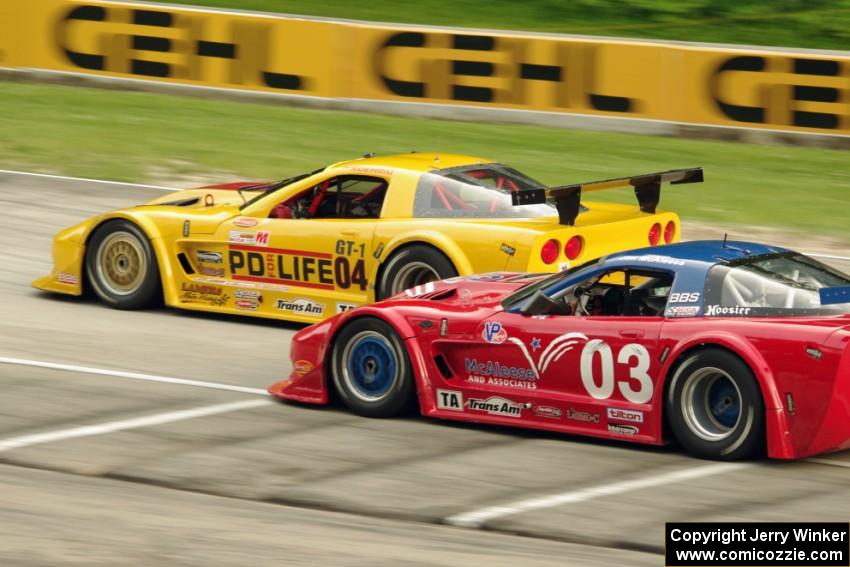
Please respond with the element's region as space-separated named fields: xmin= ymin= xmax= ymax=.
xmin=5 ymin=0 xmax=849 ymax=134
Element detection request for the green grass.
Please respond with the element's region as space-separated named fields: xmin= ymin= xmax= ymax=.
xmin=2 ymin=80 xmax=848 ymax=236
xmin=158 ymin=0 xmax=850 ymax=50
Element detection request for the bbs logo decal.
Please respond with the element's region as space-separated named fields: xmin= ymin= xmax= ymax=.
xmin=276 ymin=298 xmax=324 ymax=315
xmin=482 ymin=322 xmax=507 ymax=344
xmin=466 ymin=396 xmax=530 ymax=418
xmin=668 ymin=292 xmax=701 ymax=304
xmin=436 ymin=389 xmax=463 ymax=411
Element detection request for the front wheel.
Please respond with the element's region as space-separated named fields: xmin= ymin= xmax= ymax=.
xmin=331 ymin=317 xmax=416 ymax=417
xmin=85 ymin=220 xmax=161 ymax=309
xmin=666 ymin=348 xmax=764 ymax=460
xmin=376 ymin=245 xmax=457 ymax=300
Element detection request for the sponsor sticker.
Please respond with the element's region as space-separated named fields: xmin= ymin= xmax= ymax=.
xmin=198 ymin=265 xmax=225 ymax=277
xmin=180 ymin=282 xmax=229 ymax=306
xmin=500 ymin=243 xmax=516 ymax=256
xmin=566 ymin=408 xmax=600 ymax=423
xmin=467 ymin=396 xmax=530 ymax=418
xmin=276 ymin=298 xmax=324 ymax=315
xmin=336 ymin=302 xmax=358 ymax=313
xmin=705 ymin=305 xmax=752 ymax=316
xmin=465 ymin=358 xmax=537 ymax=390
xmin=482 ymin=321 xmax=507 ymax=344
xmin=607 ymin=407 xmax=644 ymax=423
xmin=235 ymin=299 xmax=259 ymax=310
xmin=234 ymin=289 xmax=262 ymax=301
xmin=436 ymin=389 xmax=463 ymax=411
xmin=233 ymin=217 xmax=258 ymax=228
xmin=293 ymin=360 xmax=314 ymax=376
xmin=667 ymin=305 xmax=699 ymax=317
xmin=58 ymin=272 xmax=79 ymax=285
xmin=228 ymin=231 xmax=270 ymax=246
xmin=197 ymin=250 xmax=223 ymax=264
xmin=607 ymin=423 xmax=639 ymax=436
xmin=615 ymin=254 xmax=685 ymax=266
xmin=182 ymin=282 xmax=222 ymax=295
xmin=534 ymin=405 xmax=562 ymax=419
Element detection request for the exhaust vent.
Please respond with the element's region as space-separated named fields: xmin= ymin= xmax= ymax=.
xmin=434 ymin=355 xmax=453 ymax=379
xmin=177 ymin=253 xmax=195 ymax=274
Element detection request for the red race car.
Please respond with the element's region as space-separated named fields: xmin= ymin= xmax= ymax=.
xmin=269 ymin=241 xmax=850 ymax=460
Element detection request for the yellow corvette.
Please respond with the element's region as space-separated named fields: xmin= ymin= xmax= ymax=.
xmin=33 ymin=153 xmax=702 ymax=323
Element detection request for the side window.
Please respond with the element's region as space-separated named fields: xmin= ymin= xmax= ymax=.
xmin=270 ymin=176 xmax=388 ymax=219
xmin=561 ymin=269 xmax=673 ymax=316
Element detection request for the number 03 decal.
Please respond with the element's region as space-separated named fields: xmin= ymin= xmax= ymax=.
xmin=580 ymin=339 xmax=653 ymax=404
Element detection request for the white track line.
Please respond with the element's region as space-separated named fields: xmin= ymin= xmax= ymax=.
xmin=0 ymin=399 xmax=271 ymax=452
xmin=0 ymin=356 xmax=270 ymax=396
xmin=0 ymin=169 xmax=175 ymax=191
xmin=445 ymin=462 xmax=749 ymax=528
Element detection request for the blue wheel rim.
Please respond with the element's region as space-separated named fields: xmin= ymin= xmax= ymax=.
xmin=707 ymin=376 xmax=741 ymax=429
xmin=343 ymin=332 xmax=398 ymax=401
xmin=681 ymin=366 xmax=743 ymax=442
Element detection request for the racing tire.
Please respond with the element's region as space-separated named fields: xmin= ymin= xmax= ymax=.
xmin=665 ymin=348 xmax=765 ymax=460
xmin=85 ymin=220 xmax=161 ymax=310
xmin=377 ymin=245 xmax=457 ymax=300
xmin=331 ymin=317 xmax=417 ymax=418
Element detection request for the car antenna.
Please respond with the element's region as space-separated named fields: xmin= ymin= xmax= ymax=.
xmin=722 ymin=233 xmax=728 ymax=248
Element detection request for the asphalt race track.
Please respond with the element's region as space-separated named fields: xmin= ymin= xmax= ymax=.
xmin=1 ymin=170 xmax=849 ymax=566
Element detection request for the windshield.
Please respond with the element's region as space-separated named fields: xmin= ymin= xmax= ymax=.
xmin=239 ymin=170 xmax=322 ymax=209
xmin=413 ymin=164 xmax=561 ymax=219
xmin=704 ymin=252 xmax=850 ymax=316
xmin=501 ymin=258 xmax=602 ymax=310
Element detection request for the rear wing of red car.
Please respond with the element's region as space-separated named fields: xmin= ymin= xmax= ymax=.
xmin=512 ymin=167 xmax=704 ymax=226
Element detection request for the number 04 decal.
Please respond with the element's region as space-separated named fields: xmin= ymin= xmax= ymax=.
xmin=579 ymin=339 xmax=653 ymax=404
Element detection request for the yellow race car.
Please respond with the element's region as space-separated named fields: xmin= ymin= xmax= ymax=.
xmin=33 ymin=153 xmax=702 ymax=323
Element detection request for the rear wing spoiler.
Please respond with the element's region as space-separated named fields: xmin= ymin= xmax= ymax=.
xmin=511 ymin=167 xmax=704 ymax=226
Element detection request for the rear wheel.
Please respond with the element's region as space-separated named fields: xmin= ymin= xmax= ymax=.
xmin=377 ymin=245 xmax=457 ymax=299
xmin=85 ymin=220 xmax=161 ymax=309
xmin=331 ymin=317 xmax=416 ymax=417
xmin=666 ymin=348 xmax=764 ymax=460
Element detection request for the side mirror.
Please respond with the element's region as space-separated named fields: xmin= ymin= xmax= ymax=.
xmin=520 ymin=290 xmax=573 ymax=316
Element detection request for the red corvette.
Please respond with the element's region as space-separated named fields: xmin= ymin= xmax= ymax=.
xmin=269 ymin=241 xmax=850 ymax=460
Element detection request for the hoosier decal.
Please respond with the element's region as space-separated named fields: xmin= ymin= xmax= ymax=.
xmin=229 ymin=245 xmax=367 ymax=290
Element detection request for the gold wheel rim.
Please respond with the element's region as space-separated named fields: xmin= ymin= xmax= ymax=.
xmin=96 ymin=231 xmax=147 ymax=296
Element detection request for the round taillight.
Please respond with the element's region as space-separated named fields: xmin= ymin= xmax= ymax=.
xmin=648 ymin=223 xmax=662 ymax=246
xmin=540 ymin=239 xmax=560 ymax=264
xmin=664 ymin=221 xmax=676 ymax=243
xmin=564 ymin=236 xmax=583 ymax=260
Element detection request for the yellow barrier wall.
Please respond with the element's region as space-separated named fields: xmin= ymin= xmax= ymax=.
xmin=6 ymin=0 xmax=850 ymax=135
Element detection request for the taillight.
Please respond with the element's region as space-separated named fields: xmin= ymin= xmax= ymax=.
xmin=648 ymin=223 xmax=662 ymax=246
xmin=540 ymin=239 xmax=560 ymax=264
xmin=564 ymin=236 xmax=583 ymax=260
xmin=664 ymin=221 xmax=676 ymax=243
